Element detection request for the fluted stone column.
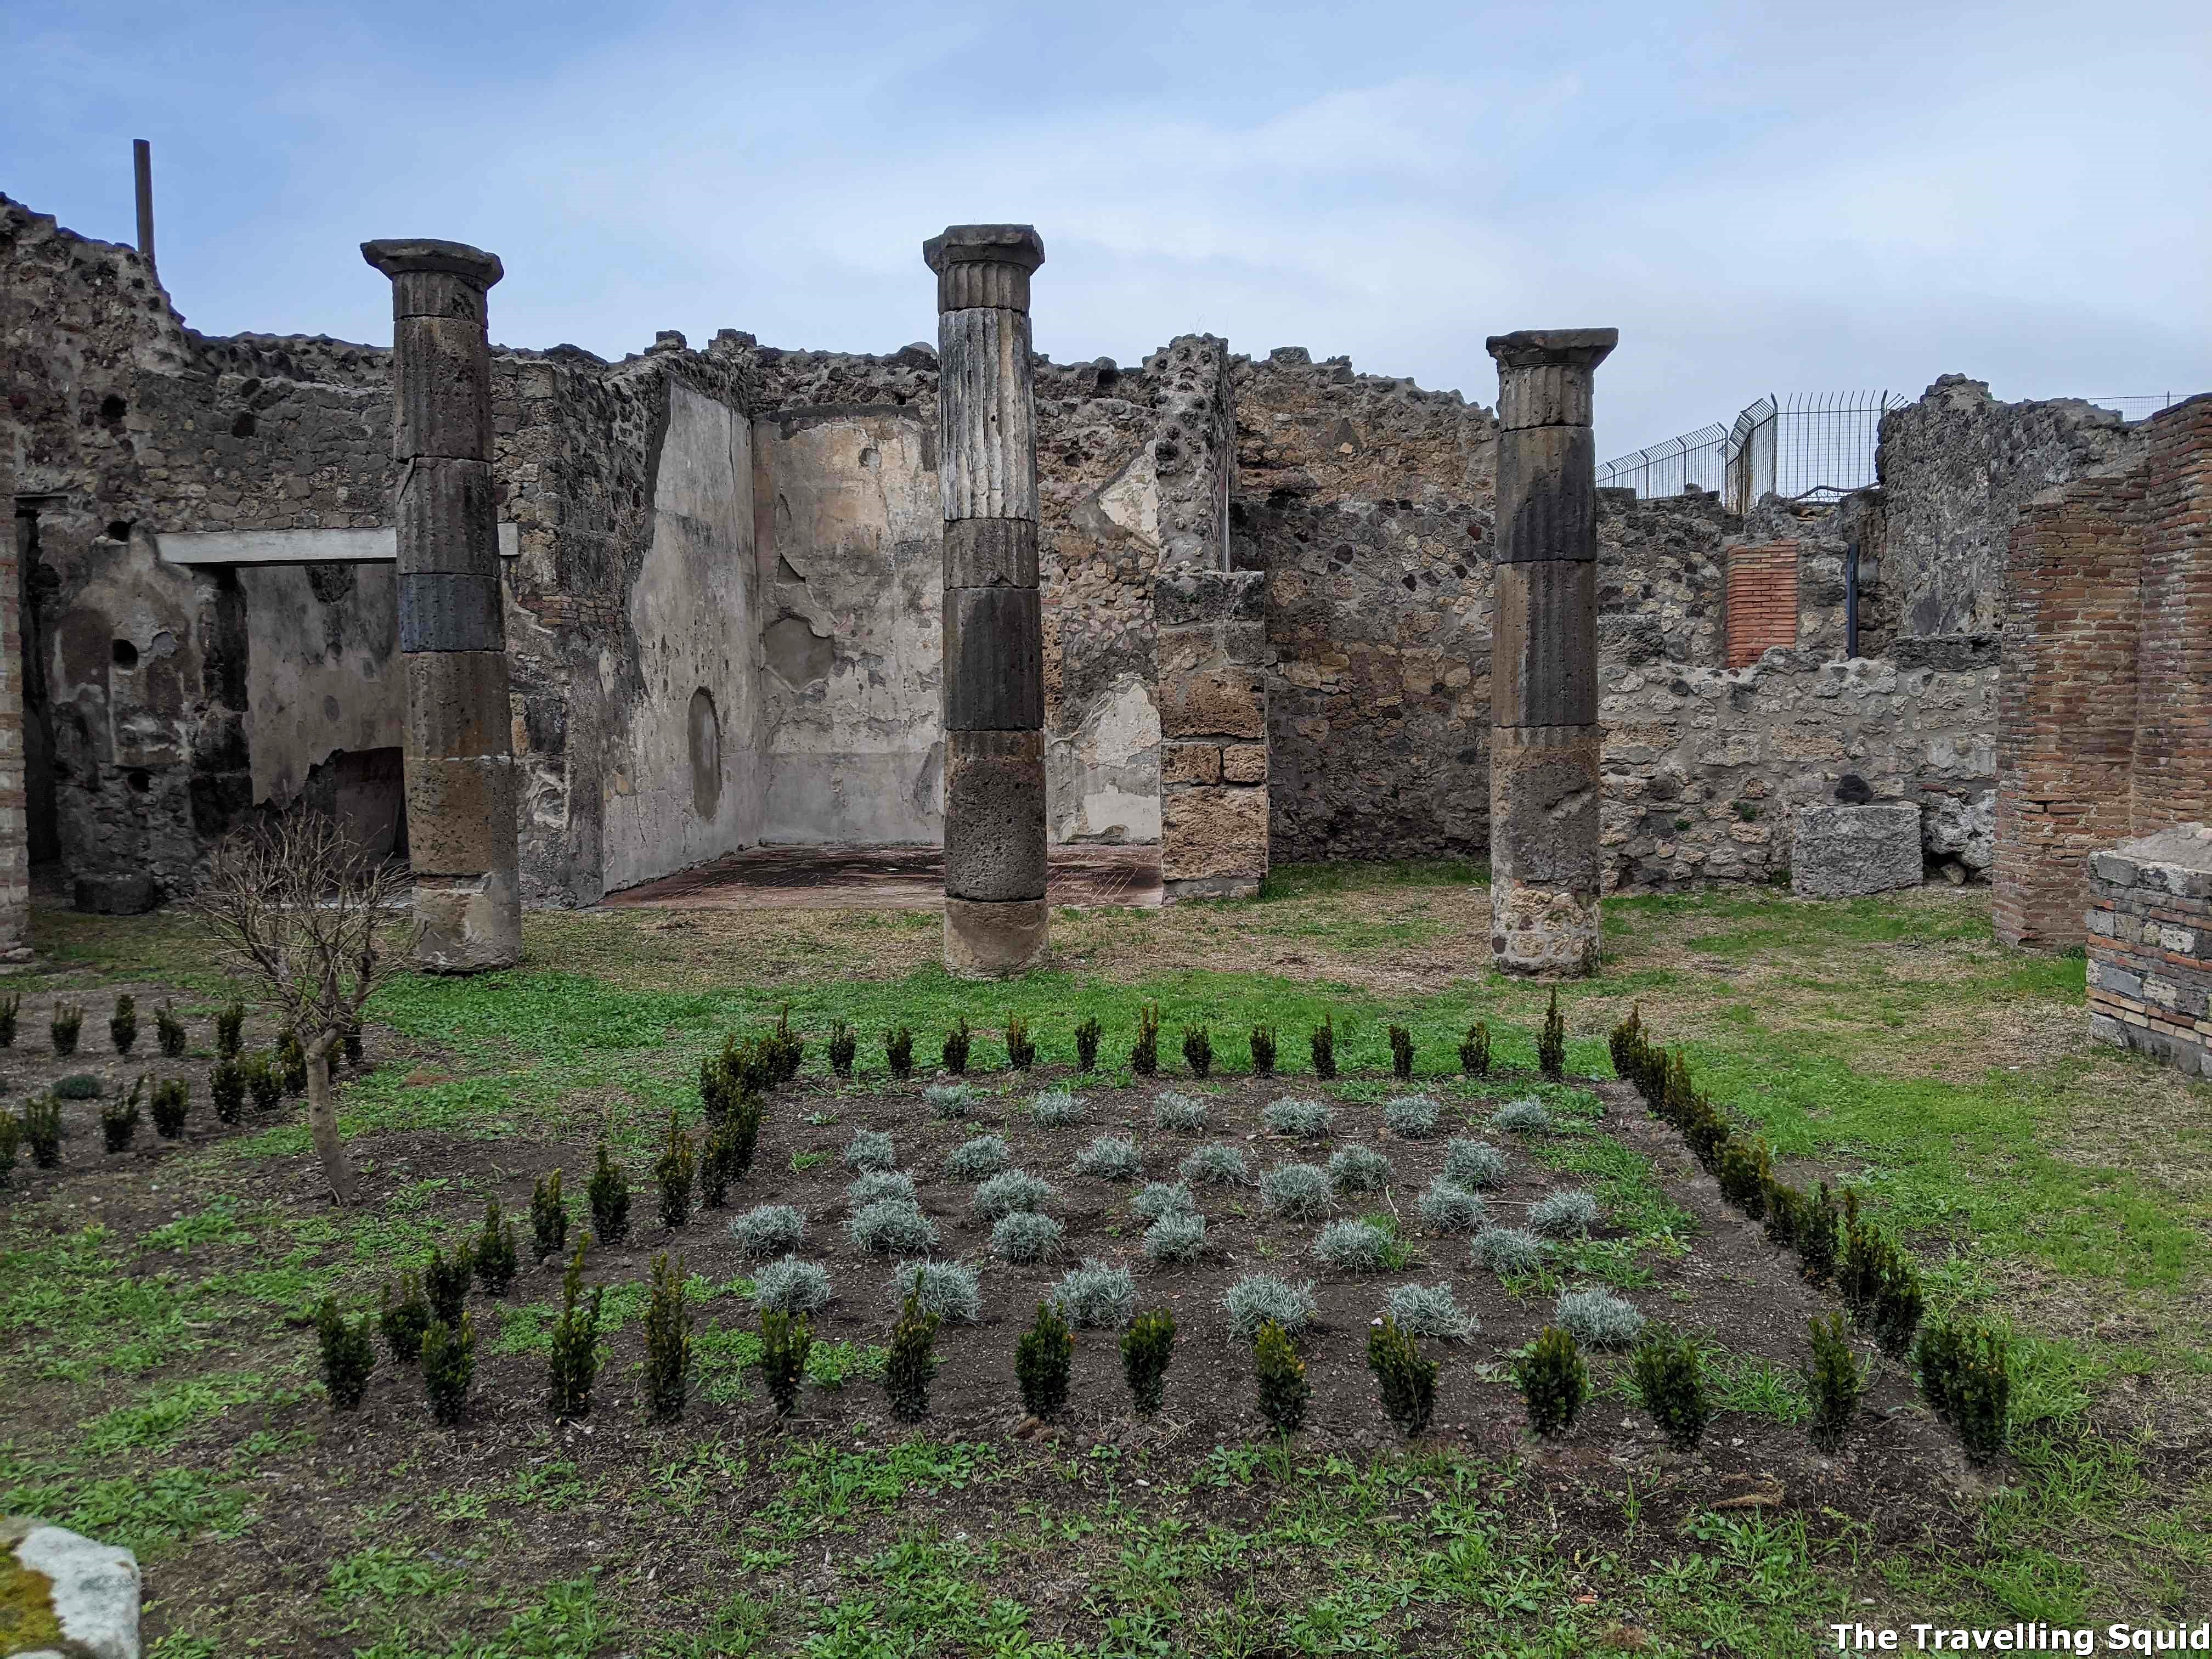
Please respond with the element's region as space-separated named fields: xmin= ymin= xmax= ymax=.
xmin=360 ymin=239 xmax=522 ymax=972
xmin=1486 ymin=328 xmax=1616 ymax=977
xmin=926 ymin=224 xmax=1048 ymax=977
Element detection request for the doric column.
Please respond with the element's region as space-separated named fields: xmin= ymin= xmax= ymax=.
xmin=926 ymin=224 xmax=1048 ymax=977
xmin=1486 ymin=328 xmax=1616 ymax=977
xmin=360 ymin=238 xmax=521 ymax=972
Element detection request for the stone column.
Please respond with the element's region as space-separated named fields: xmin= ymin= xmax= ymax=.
xmin=1486 ymin=328 xmax=1616 ymax=977
xmin=0 ymin=458 xmax=29 ymax=962
xmin=360 ymin=239 xmax=522 ymax=972
xmin=926 ymin=224 xmax=1048 ymax=976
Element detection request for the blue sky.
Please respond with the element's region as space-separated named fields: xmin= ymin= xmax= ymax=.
xmin=7 ymin=0 xmax=2207 ymax=460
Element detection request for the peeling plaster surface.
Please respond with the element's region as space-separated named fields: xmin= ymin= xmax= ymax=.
xmin=240 ymin=563 xmax=400 ymax=807
xmin=1049 ymin=675 xmax=1160 ymax=843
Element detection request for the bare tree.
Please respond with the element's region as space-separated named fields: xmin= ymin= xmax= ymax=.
xmin=187 ymin=817 xmax=412 ymax=1205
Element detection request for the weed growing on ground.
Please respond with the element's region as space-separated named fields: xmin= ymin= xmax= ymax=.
xmin=1254 ymin=1320 xmax=1309 ymax=1434
xmin=730 ymin=1203 xmax=805 ymax=1259
xmin=1327 ymin=1144 xmax=1393 ymax=1194
xmin=944 ymin=1135 xmax=1011 ymax=1181
xmin=1017 ymin=1301 xmax=1074 ymax=1420
xmin=1225 ymin=1274 xmax=1318 ymax=1337
xmin=1384 ymin=1281 xmax=1477 ymax=1341
xmin=751 ymin=1256 xmax=832 ymax=1315
xmin=1073 ymin=1134 xmax=1142 ymax=1182
xmin=889 ymin=1261 xmax=982 ymax=1323
xmin=1368 ymin=1316 xmax=1437 ymax=1436
xmin=1262 ymin=1162 xmax=1334 ymax=1220
xmin=1121 ymin=1307 xmax=1175 ymax=1415
xmin=1519 ymin=1325 xmax=1586 ymax=1437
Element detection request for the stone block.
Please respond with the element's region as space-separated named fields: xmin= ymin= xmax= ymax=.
xmin=1160 ymin=742 xmax=1221 ymax=786
xmin=1791 ymin=803 xmax=1922 ymax=899
xmin=1162 ymin=786 xmax=1268 ymax=884
xmin=943 ymin=588 xmax=1043 ymax=731
xmin=944 ymin=730 xmax=1046 ymax=902
xmin=395 ymin=458 xmax=500 ymax=576
xmin=1494 ymin=425 xmax=1597 ymax=564
xmin=405 ymin=650 xmax=513 ymax=761
xmin=406 ymin=753 xmax=520 ymax=878
xmin=399 ymin=572 xmax=504 ymax=653
xmin=414 ymin=869 xmax=523 ymax=973
xmin=1159 ymin=665 xmax=1265 ymax=742
xmin=1492 ymin=561 xmax=1597 ymax=726
xmin=1154 ymin=568 xmax=1267 ymax=628
xmin=944 ymin=518 xmax=1038 ymax=589
xmin=1490 ymin=724 xmax=1600 ymax=893
xmin=391 ymin=315 xmax=493 ymax=461
xmin=1491 ymin=879 xmax=1600 ymax=977
xmin=1221 ymin=743 xmax=1268 ymax=785
xmin=3 ymin=1515 xmax=140 ymax=1659
xmin=72 ymin=872 xmax=162 ymax=915
xmin=944 ymin=895 xmax=1048 ymax=978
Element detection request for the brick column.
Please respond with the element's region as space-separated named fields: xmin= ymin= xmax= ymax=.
xmin=1486 ymin=328 xmax=1616 ymax=977
xmin=360 ymin=239 xmax=522 ymax=972
xmin=926 ymin=225 xmax=1048 ymax=976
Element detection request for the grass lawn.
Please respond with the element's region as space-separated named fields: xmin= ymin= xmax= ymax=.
xmin=3 ymin=864 xmax=2208 ymax=1657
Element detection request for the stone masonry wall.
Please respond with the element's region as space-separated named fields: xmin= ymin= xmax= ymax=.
xmin=2086 ymin=825 xmax=2212 ymax=1080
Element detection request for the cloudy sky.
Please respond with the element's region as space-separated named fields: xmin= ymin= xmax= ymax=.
xmin=7 ymin=0 xmax=2207 ymax=461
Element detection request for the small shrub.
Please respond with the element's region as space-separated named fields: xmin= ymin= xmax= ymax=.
xmin=884 ymin=1280 xmax=940 ymax=1422
xmin=1796 ymin=1182 xmax=1841 ymax=1285
xmin=101 ymin=1085 xmax=142 ymax=1153
xmin=0 ymin=991 xmax=17 ymax=1047
xmin=1074 ymin=1016 xmax=1102 ymax=1073
xmin=1121 ymin=1307 xmax=1175 ymax=1415
xmin=1459 ymin=1020 xmax=1492 ymax=1076
xmin=1384 ymin=1094 xmax=1440 ymax=1139
xmin=213 ymin=1000 xmax=244 ymax=1057
xmin=1805 ymin=1313 xmax=1863 ymax=1452
xmin=1762 ymin=1178 xmax=1805 ymax=1252
xmin=1152 ymin=1091 xmax=1207 ymax=1133
xmin=341 ymin=1019 xmax=363 ymax=1069
xmin=761 ymin=1309 xmax=812 ymax=1415
xmin=422 ymin=1241 xmax=474 ymax=1328
xmin=843 ymin=1128 xmax=897 ymax=1172
xmin=1916 ymin=1317 xmax=2011 ymax=1463
xmin=1385 ymin=1280 xmax=1477 ymax=1341
xmin=1537 ymin=989 xmax=1567 ymax=1080
xmin=752 ymin=1255 xmax=833 ymax=1314
xmin=315 ymin=1297 xmax=377 ymax=1410
xmin=1313 ymin=1217 xmax=1400 ymax=1272
xmin=529 ymin=1170 xmax=568 ymax=1261
xmin=1518 ymin=1325 xmax=1587 ymax=1437
xmin=654 ymin=1113 xmax=696 ymax=1230
xmin=380 ymin=1271 xmax=431 ymax=1363
xmin=1839 ymin=1192 xmax=1926 ymax=1358
xmin=1143 ymin=1210 xmax=1206 ymax=1263
xmin=53 ymin=1072 xmax=101 ymax=1101
xmin=1254 ymin=1320 xmax=1309 ymax=1435
xmin=847 ymin=1169 xmax=918 ymax=1209
xmin=941 ymin=1017 xmax=971 ymax=1076
xmin=1473 ymin=1226 xmax=1545 ymax=1277
xmin=421 ymin=1314 xmax=476 ymax=1427
xmin=1132 ymin=1181 xmax=1197 ymax=1221
xmin=1368 ymin=1316 xmax=1437 ymax=1437
xmin=886 ymin=1025 xmax=915 ymax=1080
xmin=827 ymin=1022 xmax=856 ymax=1079
xmin=547 ymin=1242 xmax=602 ymax=1418
xmin=243 ymin=1053 xmax=281 ymax=1114
xmin=1310 ymin=1013 xmax=1336 ymax=1080
xmin=925 ymin=1082 xmax=977 ymax=1121
xmin=1417 ymin=1178 xmax=1486 ymax=1234
xmin=1051 ymin=1257 xmax=1137 ymax=1329
xmin=1181 ymin=1023 xmax=1212 ymax=1078
xmin=1225 ymin=1274 xmax=1318 ymax=1337
xmin=1443 ymin=1138 xmax=1508 ymax=1189
xmin=1029 ymin=1087 xmax=1087 ymax=1128
xmin=1325 ymin=1143 xmax=1392 ymax=1194
xmin=0 ymin=1109 xmax=16 ymax=1185
xmin=474 ymin=1200 xmax=520 ymax=1297
xmin=1262 ymin=1161 xmax=1334 ymax=1220
xmin=1005 ymin=1013 xmax=1036 ymax=1071
xmin=1388 ymin=1024 xmax=1414 ymax=1081
xmin=1491 ymin=1097 xmax=1551 ymax=1136
xmin=891 ymin=1260 xmax=983 ymax=1323
xmin=697 ymin=1121 xmax=742 ymax=1210
xmin=1250 ymin=1024 xmax=1277 ymax=1076
xmin=1528 ymin=1189 xmax=1601 ymax=1239
xmin=588 ymin=1139 xmax=631 ymax=1246
xmin=1130 ymin=1002 xmax=1161 ymax=1076
xmin=210 ymin=1060 xmax=246 ymax=1126
xmin=641 ymin=1252 xmax=692 ymax=1421
xmin=1178 ymin=1144 xmax=1249 ymax=1187
xmin=1555 ymin=1287 xmax=1645 ymax=1349
xmin=731 ymin=1203 xmax=806 ymax=1259
xmin=1717 ymin=1136 xmax=1772 ymax=1218
xmin=1073 ymin=1134 xmax=1142 ymax=1183
xmin=51 ymin=1000 xmax=83 ymax=1056
xmin=1263 ymin=1096 xmax=1334 ymax=1139
xmin=22 ymin=1097 xmax=63 ymax=1169
xmin=992 ymin=1209 xmax=1066 ymax=1263
xmin=276 ymin=1027 xmax=308 ymax=1096
xmin=1016 ymin=1301 xmax=1074 ymax=1420
xmin=1628 ymin=1325 xmax=1711 ymax=1452
xmin=847 ymin=1198 xmax=939 ymax=1255
xmin=146 ymin=1078 xmax=187 ymax=1139
xmin=945 ymin=1134 xmax=1012 ymax=1181
xmin=972 ymin=1169 xmax=1053 ymax=1221
xmin=110 ymin=994 xmax=138 ymax=1055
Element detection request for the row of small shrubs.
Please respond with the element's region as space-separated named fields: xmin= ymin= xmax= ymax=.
xmin=0 ymin=994 xmax=352 ymax=1064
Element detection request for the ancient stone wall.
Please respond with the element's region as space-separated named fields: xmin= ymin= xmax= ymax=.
xmin=2086 ymin=824 xmax=2212 ymax=1080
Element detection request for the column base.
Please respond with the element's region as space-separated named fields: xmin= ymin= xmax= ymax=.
xmin=1490 ymin=878 xmax=1599 ymax=977
xmin=944 ymin=895 xmax=1048 ymax=978
xmin=414 ymin=869 xmax=522 ymax=973
xmin=1163 ymin=874 xmax=1261 ymax=903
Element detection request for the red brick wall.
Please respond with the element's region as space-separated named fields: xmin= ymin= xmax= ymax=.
xmin=1724 ymin=543 xmax=1798 ymax=667
xmin=2129 ymin=403 xmax=2212 ymax=836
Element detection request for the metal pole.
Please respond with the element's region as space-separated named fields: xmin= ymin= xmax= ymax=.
xmin=132 ymin=140 xmax=155 ymax=272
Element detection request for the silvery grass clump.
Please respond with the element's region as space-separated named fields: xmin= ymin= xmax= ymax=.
xmin=1528 ymin=1188 xmax=1602 ymax=1239
xmin=846 ymin=1198 xmax=939 ymax=1255
xmin=991 ymin=1209 xmax=1065 ymax=1264
xmin=1384 ymin=1281 xmax=1479 ymax=1341
xmin=1383 ymin=1094 xmax=1442 ymax=1139
xmin=752 ymin=1255 xmax=832 ymax=1313
xmin=1555 ymin=1286 xmax=1645 ymax=1349
xmin=1263 ymin=1097 xmax=1334 ymax=1139
xmin=1417 ymin=1178 xmax=1487 ymax=1234
xmin=890 ymin=1260 xmax=983 ymax=1323
xmin=843 ymin=1130 xmax=898 ymax=1172
xmin=1313 ymin=1217 xmax=1398 ymax=1273
xmin=1472 ymin=1226 xmax=1546 ymax=1277
xmin=1327 ymin=1144 xmax=1393 ymax=1195
xmin=945 ymin=1135 xmax=1011 ymax=1182
xmin=1152 ymin=1092 xmax=1208 ymax=1133
xmin=1178 ymin=1144 xmax=1250 ymax=1187
xmin=972 ymin=1169 xmax=1054 ymax=1221
xmin=1261 ymin=1162 xmax=1334 ymax=1221
xmin=1073 ymin=1135 xmax=1142 ymax=1183
xmin=925 ymin=1082 xmax=979 ymax=1121
xmin=1144 ymin=1210 xmax=1206 ymax=1263
xmin=1224 ymin=1273 xmax=1318 ymax=1338
xmin=1492 ymin=1097 xmax=1553 ymax=1136
xmin=1029 ymin=1088 xmax=1087 ymax=1128
xmin=1443 ymin=1138 xmax=1509 ymax=1190
xmin=846 ymin=1170 xmax=917 ymax=1210
xmin=728 ymin=1203 xmax=804 ymax=1259
xmin=1051 ymin=1258 xmax=1138 ymax=1329
xmin=1133 ymin=1182 xmax=1197 ymax=1222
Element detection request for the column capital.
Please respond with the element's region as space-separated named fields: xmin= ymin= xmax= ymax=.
xmin=1487 ymin=328 xmax=1617 ymax=430
xmin=925 ymin=224 xmax=1045 ymax=314
xmin=1483 ymin=328 xmax=1616 ymax=372
xmin=360 ymin=239 xmax=505 ymax=289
